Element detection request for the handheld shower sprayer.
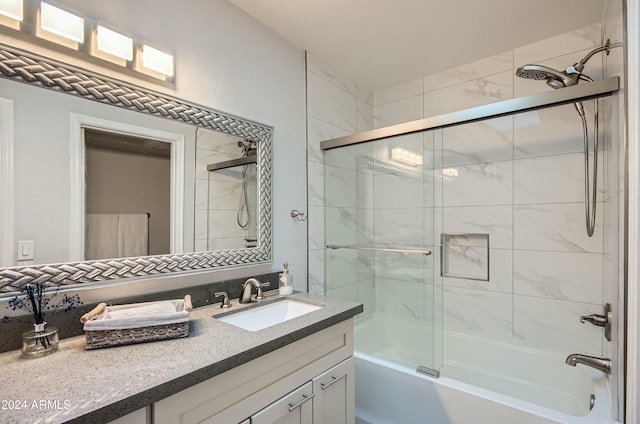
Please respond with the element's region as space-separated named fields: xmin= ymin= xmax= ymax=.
xmin=515 ymin=39 xmax=617 ymax=90
xmin=236 ymin=139 xmax=257 ymax=230
xmin=515 ymin=39 xmax=622 ymax=237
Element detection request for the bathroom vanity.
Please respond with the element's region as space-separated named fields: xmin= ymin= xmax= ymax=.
xmin=0 ymin=293 xmax=362 ymax=424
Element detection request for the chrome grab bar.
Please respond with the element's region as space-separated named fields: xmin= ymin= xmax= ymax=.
xmin=320 ymin=374 xmax=346 ymax=390
xmin=288 ymin=393 xmax=315 ymax=412
xmin=326 ymin=245 xmax=432 ymax=256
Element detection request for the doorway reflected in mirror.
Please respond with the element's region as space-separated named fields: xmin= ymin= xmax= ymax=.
xmin=84 ymin=128 xmax=171 ymax=260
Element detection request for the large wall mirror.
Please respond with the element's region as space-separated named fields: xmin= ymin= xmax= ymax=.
xmin=0 ymin=44 xmax=272 ymax=295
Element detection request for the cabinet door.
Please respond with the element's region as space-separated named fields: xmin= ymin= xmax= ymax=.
xmin=251 ymin=381 xmax=313 ymax=424
xmin=312 ymin=357 xmax=354 ymax=424
xmin=108 ymin=407 xmax=149 ymax=424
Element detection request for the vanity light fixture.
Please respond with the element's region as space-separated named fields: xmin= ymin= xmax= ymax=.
xmin=0 ymin=1 xmax=174 ymax=82
xmin=40 ymin=1 xmax=84 ymax=43
xmin=141 ymin=44 xmax=174 ymax=77
xmin=96 ymin=24 xmax=133 ymax=61
xmin=0 ymin=0 xmax=23 ymax=21
xmin=391 ymin=147 xmax=423 ymax=167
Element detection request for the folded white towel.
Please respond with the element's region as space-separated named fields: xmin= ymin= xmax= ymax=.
xmin=106 ymin=301 xmax=176 ymax=320
xmin=83 ymin=299 xmax=189 ymax=331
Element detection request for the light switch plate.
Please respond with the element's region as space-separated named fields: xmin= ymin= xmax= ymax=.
xmin=17 ymin=240 xmax=34 ymax=261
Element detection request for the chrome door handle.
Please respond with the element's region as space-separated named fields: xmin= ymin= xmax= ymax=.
xmin=320 ymin=374 xmax=346 ymax=390
xmin=288 ymin=393 xmax=314 ymax=412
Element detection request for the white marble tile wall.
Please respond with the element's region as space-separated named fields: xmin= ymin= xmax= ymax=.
xmin=442 ymin=286 xmax=513 ymax=339
xmin=375 ymin=277 xmax=433 ymax=320
xmin=368 ymin=22 xmax=619 ymax=359
xmin=441 ymin=117 xmax=514 ymax=166
xmin=424 ymin=71 xmax=514 ymax=118
xmin=306 ymin=52 xmax=374 ymax=312
xmin=513 ymin=296 xmax=604 ymax=357
xmin=513 ymin=103 xmax=603 ymax=159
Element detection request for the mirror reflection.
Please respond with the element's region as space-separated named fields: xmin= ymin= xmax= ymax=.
xmin=84 ymin=128 xmax=171 ymax=260
xmin=194 ymin=130 xmax=258 ymax=252
xmin=0 ymin=74 xmax=261 ymax=269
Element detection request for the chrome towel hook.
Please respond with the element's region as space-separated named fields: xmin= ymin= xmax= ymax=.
xmin=290 ymin=210 xmax=307 ymax=221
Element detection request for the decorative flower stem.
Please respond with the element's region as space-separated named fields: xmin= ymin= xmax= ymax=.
xmin=3 ymin=283 xmax=82 ymax=358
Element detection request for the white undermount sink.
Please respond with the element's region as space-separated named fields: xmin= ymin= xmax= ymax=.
xmin=217 ymin=299 xmax=322 ymax=332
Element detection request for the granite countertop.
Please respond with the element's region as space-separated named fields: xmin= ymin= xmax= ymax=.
xmin=0 ymin=292 xmax=362 ymax=424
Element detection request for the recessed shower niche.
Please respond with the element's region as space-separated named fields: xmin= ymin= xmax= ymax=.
xmin=440 ymin=233 xmax=490 ymax=282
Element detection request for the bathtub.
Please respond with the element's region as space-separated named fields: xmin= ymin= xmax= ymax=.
xmin=354 ymin=313 xmax=613 ymax=424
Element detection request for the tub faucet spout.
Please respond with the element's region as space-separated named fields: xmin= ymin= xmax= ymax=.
xmin=565 ymin=353 xmax=611 ymax=375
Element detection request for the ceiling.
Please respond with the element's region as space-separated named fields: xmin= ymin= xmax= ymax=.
xmin=228 ymin=0 xmax=605 ymax=91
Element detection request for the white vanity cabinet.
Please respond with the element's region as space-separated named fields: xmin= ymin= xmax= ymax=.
xmin=251 ymin=381 xmax=314 ymax=424
xmin=249 ymin=358 xmax=355 ymax=424
xmin=108 ymin=407 xmax=149 ymax=424
xmin=154 ymin=319 xmax=354 ymax=424
xmin=312 ymin=358 xmax=354 ymax=424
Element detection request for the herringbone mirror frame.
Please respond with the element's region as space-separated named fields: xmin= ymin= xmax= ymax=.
xmin=0 ymin=44 xmax=272 ymax=294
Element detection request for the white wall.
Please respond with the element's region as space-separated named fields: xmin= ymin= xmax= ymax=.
xmin=1 ymin=0 xmax=307 ymax=299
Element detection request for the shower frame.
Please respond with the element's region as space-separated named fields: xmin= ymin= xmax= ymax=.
xmin=320 ymin=77 xmax=619 ymax=151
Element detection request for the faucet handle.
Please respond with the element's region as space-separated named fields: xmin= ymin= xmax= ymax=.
xmin=214 ymin=291 xmax=232 ymax=308
xmin=579 ymin=303 xmax=612 ymax=342
xmin=255 ymin=282 xmax=271 ymax=301
xmin=580 ymin=314 xmax=606 ymax=325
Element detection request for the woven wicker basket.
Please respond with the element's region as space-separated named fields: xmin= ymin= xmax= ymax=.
xmin=81 ymin=295 xmax=191 ymax=350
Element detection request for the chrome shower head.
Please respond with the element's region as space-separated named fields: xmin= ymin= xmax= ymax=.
xmin=237 ymin=139 xmax=257 ymax=157
xmin=515 ymin=64 xmax=578 ymax=89
xmin=515 ymin=39 xmax=621 ymax=90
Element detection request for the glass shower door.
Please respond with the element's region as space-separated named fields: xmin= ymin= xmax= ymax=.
xmin=324 ymin=131 xmax=439 ymax=374
xmin=434 ymin=102 xmax=618 ymax=417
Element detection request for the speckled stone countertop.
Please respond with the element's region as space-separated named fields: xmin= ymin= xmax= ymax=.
xmin=0 ymin=292 xmax=362 ymax=424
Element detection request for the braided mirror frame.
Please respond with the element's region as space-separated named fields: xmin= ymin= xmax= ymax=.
xmin=0 ymin=44 xmax=272 ymax=295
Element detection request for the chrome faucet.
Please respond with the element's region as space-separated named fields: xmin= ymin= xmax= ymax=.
xmin=240 ymin=278 xmax=261 ymax=303
xmin=240 ymin=278 xmax=271 ymax=303
xmin=565 ymin=354 xmax=612 ymax=375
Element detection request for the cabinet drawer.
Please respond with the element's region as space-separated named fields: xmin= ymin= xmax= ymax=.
xmin=251 ymin=381 xmax=313 ymax=424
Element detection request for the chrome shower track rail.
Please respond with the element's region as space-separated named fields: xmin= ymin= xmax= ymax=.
xmin=326 ymin=245 xmax=432 ymax=256
xmin=320 ymin=77 xmax=619 ymax=150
